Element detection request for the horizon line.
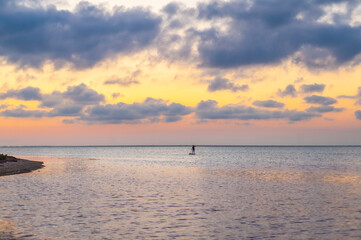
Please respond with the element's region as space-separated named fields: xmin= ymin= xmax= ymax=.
xmin=1 ymin=145 xmax=361 ymax=148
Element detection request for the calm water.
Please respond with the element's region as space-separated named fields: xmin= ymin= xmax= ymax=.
xmin=1 ymin=146 xmax=361 ymax=239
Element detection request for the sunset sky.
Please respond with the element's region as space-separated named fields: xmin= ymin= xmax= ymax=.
xmin=0 ymin=0 xmax=361 ymax=145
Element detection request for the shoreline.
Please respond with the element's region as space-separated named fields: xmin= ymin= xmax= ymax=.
xmin=0 ymin=156 xmax=44 ymax=177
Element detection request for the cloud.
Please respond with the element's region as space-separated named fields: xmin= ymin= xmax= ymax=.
xmin=48 ymin=104 xmax=84 ymax=117
xmin=300 ymin=83 xmax=326 ymax=94
xmin=112 ymin=93 xmax=123 ymax=99
xmin=1 ymin=0 xmax=360 ymax=72
xmin=306 ymin=105 xmax=344 ymax=113
xmin=78 ymin=97 xmax=193 ymax=124
xmin=304 ymin=95 xmax=337 ymax=105
xmin=0 ymin=0 xmax=161 ymax=68
xmin=104 ymin=78 xmax=140 ymax=86
xmin=0 ymin=86 xmax=193 ymax=124
xmin=253 ymin=100 xmax=285 ymax=109
xmin=285 ymin=110 xmax=320 ymax=122
xmin=277 ymin=85 xmax=297 ymax=97
xmin=196 ymin=0 xmax=361 ymax=69
xmin=162 ymin=2 xmax=181 ymax=16
xmin=0 ymin=82 xmax=345 ymax=124
xmin=196 ymin=100 xmax=319 ymax=122
xmin=0 ymin=104 xmax=9 ymax=110
xmin=355 ymin=110 xmax=361 ymax=120
xmin=40 ymin=91 xmax=64 ymax=108
xmin=104 ymin=70 xmax=141 ymax=86
xmin=0 ymin=84 xmax=105 ymax=118
xmin=0 ymin=107 xmax=46 ymax=118
xmin=338 ymin=87 xmax=361 ymax=99
xmin=208 ymin=77 xmax=249 ymax=92
xmin=0 ymin=86 xmax=42 ymax=100
xmin=62 ymin=84 xmax=105 ymax=105
xmin=338 ymin=95 xmax=358 ymax=100
xmin=62 ymin=119 xmax=76 ymax=124
xmin=207 ymin=77 xmax=248 ymax=92
xmin=338 ymin=87 xmax=361 ymax=105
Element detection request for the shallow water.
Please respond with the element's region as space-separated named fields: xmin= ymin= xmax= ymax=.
xmin=1 ymin=146 xmax=361 ymax=239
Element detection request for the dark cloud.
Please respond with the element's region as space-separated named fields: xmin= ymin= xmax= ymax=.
xmin=196 ymin=0 xmax=361 ymax=69
xmin=355 ymin=110 xmax=361 ymax=120
xmin=0 ymin=84 xmax=104 ymax=118
xmin=1 ymin=0 xmax=360 ymax=71
xmin=40 ymin=91 xmax=63 ymax=108
xmin=286 ymin=110 xmax=320 ymax=122
xmin=304 ymin=95 xmax=337 ymax=105
xmin=196 ymin=100 xmax=319 ymax=122
xmin=278 ymin=85 xmax=297 ymax=97
xmin=63 ymin=84 xmax=105 ymax=105
xmin=253 ymin=100 xmax=285 ymax=109
xmin=0 ymin=107 xmax=46 ymax=118
xmin=0 ymin=86 xmax=42 ymax=100
xmin=39 ymin=84 xmax=104 ymax=108
xmin=78 ymin=97 xmax=193 ymax=124
xmin=306 ymin=105 xmax=344 ymax=113
xmin=48 ymin=104 xmax=84 ymax=117
xmin=0 ymin=87 xmax=193 ymax=123
xmin=0 ymin=0 xmax=161 ymax=68
xmin=196 ymin=100 xmax=283 ymax=120
xmin=1 ymin=104 xmax=83 ymax=118
xmin=207 ymin=77 xmax=248 ymax=92
xmin=300 ymin=83 xmax=326 ymax=93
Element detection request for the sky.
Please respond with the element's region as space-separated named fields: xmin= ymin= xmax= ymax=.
xmin=0 ymin=0 xmax=361 ymax=145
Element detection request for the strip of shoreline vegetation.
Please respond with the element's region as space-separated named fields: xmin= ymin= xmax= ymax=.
xmin=0 ymin=154 xmax=44 ymax=176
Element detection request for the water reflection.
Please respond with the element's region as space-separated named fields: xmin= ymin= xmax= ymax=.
xmin=1 ymin=148 xmax=361 ymax=239
xmin=0 ymin=219 xmax=16 ymax=240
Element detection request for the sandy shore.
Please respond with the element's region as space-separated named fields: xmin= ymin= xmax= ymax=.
xmin=0 ymin=156 xmax=44 ymax=177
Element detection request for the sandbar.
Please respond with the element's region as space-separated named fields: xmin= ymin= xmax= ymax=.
xmin=0 ymin=156 xmax=44 ymax=177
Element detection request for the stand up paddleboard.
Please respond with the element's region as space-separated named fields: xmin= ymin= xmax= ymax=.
xmin=190 ymin=145 xmax=196 ymax=155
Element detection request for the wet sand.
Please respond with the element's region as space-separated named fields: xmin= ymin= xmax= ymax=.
xmin=0 ymin=156 xmax=44 ymax=176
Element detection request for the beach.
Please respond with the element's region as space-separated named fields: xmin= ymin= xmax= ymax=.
xmin=0 ymin=156 xmax=44 ymax=177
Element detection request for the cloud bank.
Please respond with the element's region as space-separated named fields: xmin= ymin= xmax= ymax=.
xmin=196 ymin=100 xmax=319 ymax=123
xmin=0 ymin=0 xmax=161 ymax=68
xmin=0 ymin=0 xmax=360 ymax=70
xmin=196 ymin=0 xmax=361 ymax=69
xmin=1 ymin=84 xmax=348 ymax=124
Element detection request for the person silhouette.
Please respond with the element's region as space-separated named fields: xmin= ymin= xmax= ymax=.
xmin=191 ymin=145 xmax=195 ymax=154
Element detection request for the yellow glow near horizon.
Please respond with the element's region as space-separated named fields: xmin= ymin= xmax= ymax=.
xmin=1 ymin=54 xmax=361 ymax=109
xmin=1 ymin=45 xmax=361 ymax=145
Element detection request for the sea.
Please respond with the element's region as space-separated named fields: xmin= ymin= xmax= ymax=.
xmin=0 ymin=146 xmax=361 ymax=239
